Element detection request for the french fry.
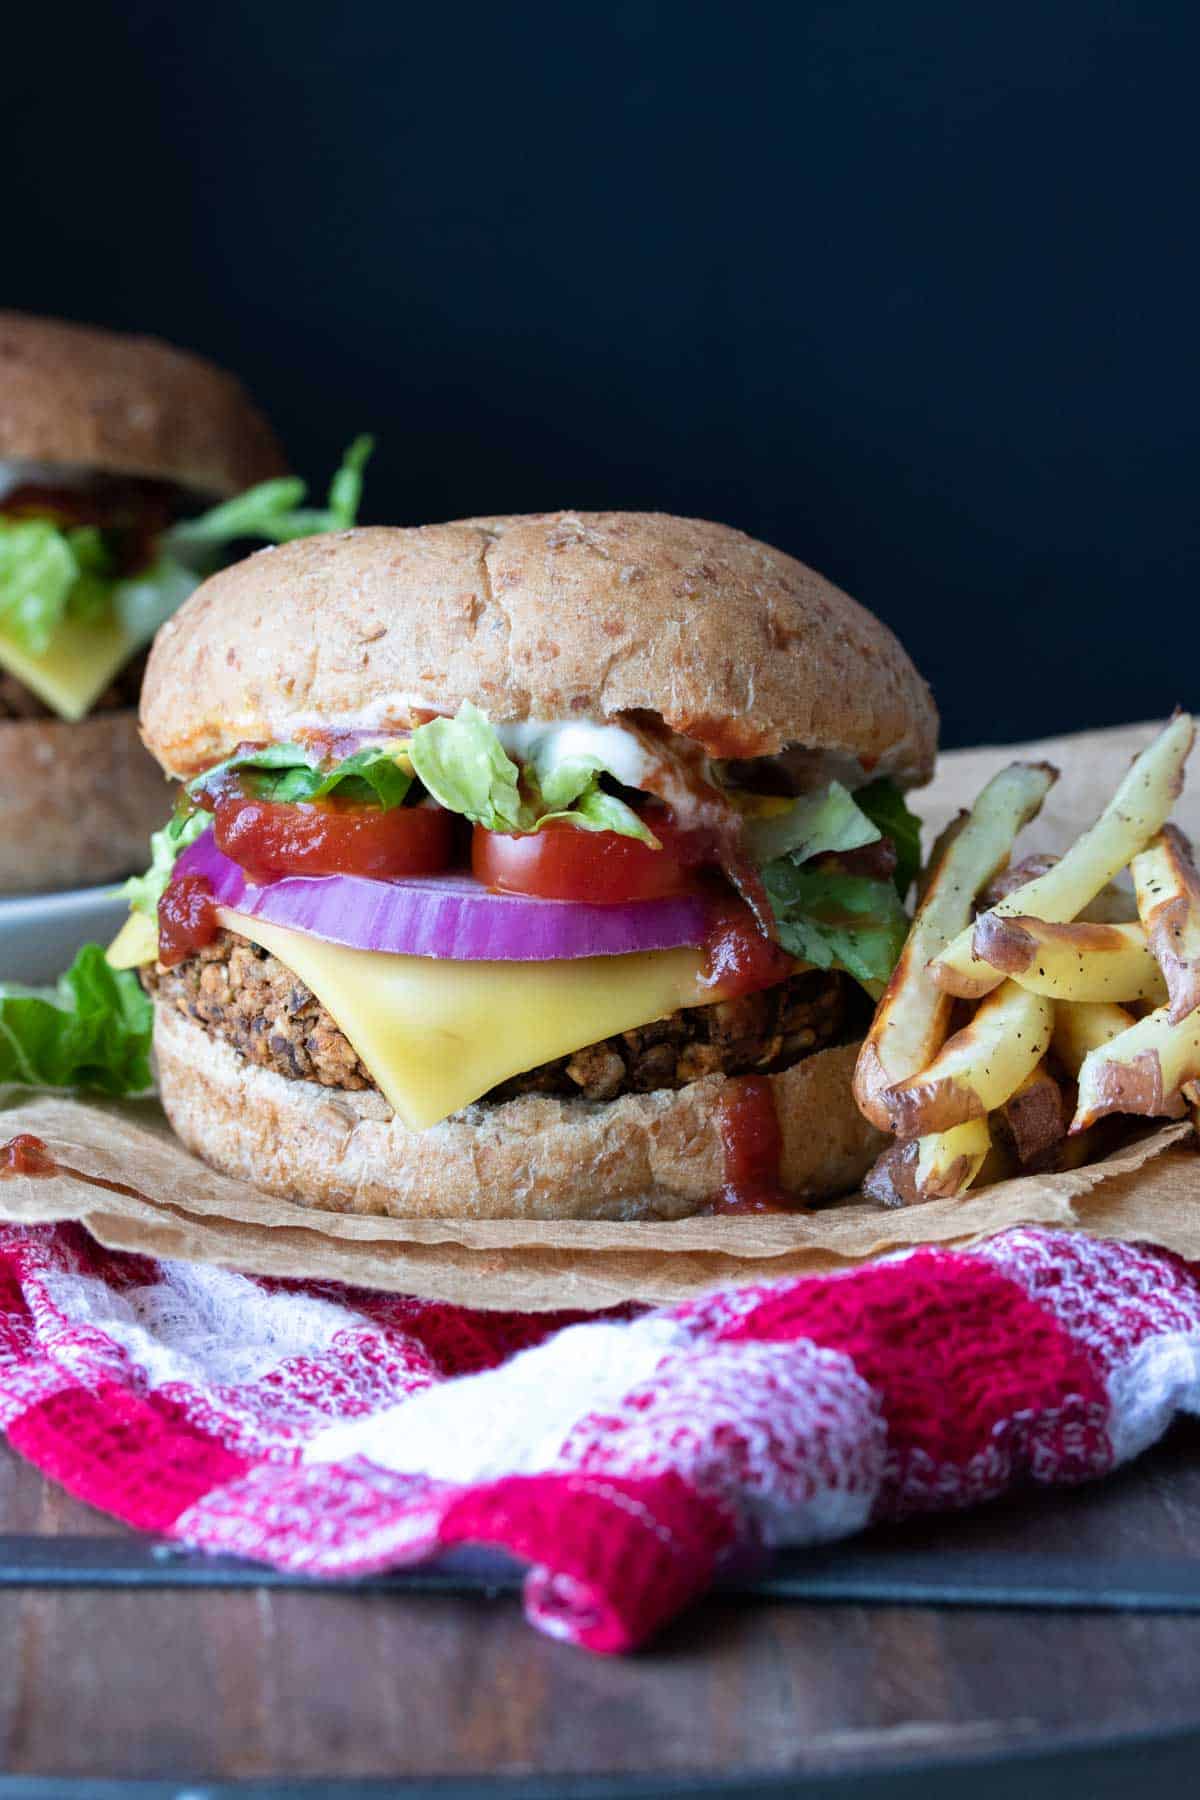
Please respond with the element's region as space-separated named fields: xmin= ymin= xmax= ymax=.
xmin=972 ymin=914 xmax=1168 ymax=1004
xmin=994 ymin=1062 xmax=1068 ymax=1171
xmin=1052 ymin=999 xmax=1138 ymax=1077
xmin=985 ymin=856 xmax=1138 ymax=923
xmin=862 ymin=1140 xmax=919 ymax=1207
xmin=981 ymin=853 xmax=1058 ymax=908
xmin=929 ymin=713 xmax=1195 ymax=999
xmin=914 ymin=1117 xmax=992 ymax=1197
xmin=862 ymin=1118 xmax=991 ymax=1206
xmin=853 ymin=761 xmax=1058 ymax=1130
xmin=1072 ymin=1004 xmax=1200 ymax=1130
xmin=884 ymin=980 xmax=1054 ymax=1138
xmin=1132 ymin=824 xmax=1200 ymax=1024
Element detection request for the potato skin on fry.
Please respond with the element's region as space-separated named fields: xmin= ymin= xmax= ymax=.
xmin=1133 ymin=824 xmax=1200 ymax=1025
xmin=862 ymin=1139 xmax=919 ymax=1207
xmin=972 ymin=914 xmax=1167 ymax=1004
xmin=884 ymin=981 xmax=1053 ymax=1138
xmin=930 ymin=714 xmax=1195 ymax=999
xmin=1072 ymin=1004 xmax=1200 ymax=1130
xmin=995 ymin=1064 xmax=1068 ymax=1171
xmin=855 ymin=761 xmax=1056 ymax=1130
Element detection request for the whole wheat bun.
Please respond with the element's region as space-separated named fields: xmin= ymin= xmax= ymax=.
xmin=141 ymin=513 xmax=937 ymax=780
xmin=0 ymin=313 xmax=286 ymax=497
xmin=0 ymin=710 xmax=169 ymax=892
xmin=153 ymin=1003 xmax=883 ymax=1221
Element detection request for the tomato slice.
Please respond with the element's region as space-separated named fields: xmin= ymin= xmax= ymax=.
xmin=471 ymin=818 xmax=696 ymax=903
xmin=214 ymin=795 xmax=455 ymax=881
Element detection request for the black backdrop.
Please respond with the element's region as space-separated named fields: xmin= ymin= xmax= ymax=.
xmin=7 ymin=2 xmax=1198 ymax=747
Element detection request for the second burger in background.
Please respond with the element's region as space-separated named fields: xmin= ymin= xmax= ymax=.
xmin=0 ymin=313 xmax=371 ymax=892
xmin=111 ymin=511 xmax=937 ymax=1220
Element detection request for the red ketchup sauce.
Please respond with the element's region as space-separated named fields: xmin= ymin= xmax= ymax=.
xmin=158 ymin=873 xmax=220 ymax=969
xmin=712 ymin=1077 xmax=794 ymax=1213
xmin=701 ymin=895 xmax=794 ymax=999
xmin=700 ymin=896 xmax=803 ymax=1213
xmin=0 ymin=1134 xmax=57 ymax=1177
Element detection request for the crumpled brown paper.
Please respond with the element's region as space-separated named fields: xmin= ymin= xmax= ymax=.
xmin=0 ymin=719 xmax=1197 ymax=1310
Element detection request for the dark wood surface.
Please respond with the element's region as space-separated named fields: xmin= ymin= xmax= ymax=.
xmin=3 ymin=1429 xmax=1200 ymax=1789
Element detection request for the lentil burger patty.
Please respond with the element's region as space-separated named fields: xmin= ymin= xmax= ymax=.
xmin=143 ymin=930 xmax=853 ymax=1106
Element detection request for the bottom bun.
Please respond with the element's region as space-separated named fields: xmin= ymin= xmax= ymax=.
xmin=0 ymin=711 xmax=168 ymax=892
xmin=153 ymin=1002 xmax=885 ymax=1222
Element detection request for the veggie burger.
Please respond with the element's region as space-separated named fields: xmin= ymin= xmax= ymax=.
xmin=0 ymin=312 xmax=371 ymax=891
xmin=110 ymin=512 xmax=937 ymax=1219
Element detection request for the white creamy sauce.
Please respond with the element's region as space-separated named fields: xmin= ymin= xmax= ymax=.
xmin=0 ymin=459 xmax=99 ymax=500
xmin=493 ymin=718 xmax=655 ymax=790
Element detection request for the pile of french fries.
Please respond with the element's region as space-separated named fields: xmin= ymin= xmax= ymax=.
xmin=854 ymin=713 xmax=1200 ymax=1206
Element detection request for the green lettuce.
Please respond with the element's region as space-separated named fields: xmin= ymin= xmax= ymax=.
xmin=0 ymin=519 xmax=108 ymax=655
xmin=255 ymin=747 xmax=413 ymax=810
xmin=123 ymin=811 xmax=209 ymax=918
xmin=186 ymin=742 xmax=413 ymax=812
xmin=742 ymin=780 xmax=881 ymax=867
xmin=0 ymin=438 xmax=372 ymax=672
xmin=528 ymin=746 xmax=659 ymax=845
xmin=0 ymin=945 xmax=153 ymax=1095
xmin=405 ymin=704 xmax=658 ymax=842
xmin=408 ymin=701 xmax=527 ymax=830
xmin=167 ymin=435 xmax=375 ymax=551
xmin=111 ymin=555 xmax=200 ymax=647
xmin=761 ymin=862 xmax=910 ymax=997
xmin=854 ymin=778 xmax=923 ymax=897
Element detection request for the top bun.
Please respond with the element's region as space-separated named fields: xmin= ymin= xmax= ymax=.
xmin=141 ymin=512 xmax=938 ymax=782
xmin=0 ymin=313 xmax=286 ymax=497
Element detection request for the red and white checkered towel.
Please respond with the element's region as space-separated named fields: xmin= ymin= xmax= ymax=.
xmin=1 ymin=1221 xmax=1199 ymax=1652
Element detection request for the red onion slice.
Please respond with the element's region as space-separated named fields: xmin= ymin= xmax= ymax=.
xmin=178 ymin=829 xmax=708 ymax=961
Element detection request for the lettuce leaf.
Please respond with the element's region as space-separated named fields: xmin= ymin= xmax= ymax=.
xmin=256 ymin=746 xmax=413 ymax=810
xmin=111 ymin=555 xmax=200 ymax=647
xmin=741 ymin=780 xmax=881 ymax=867
xmin=854 ymin=778 xmax=923 ymax=898
xmin=408 ymin=701 xmax=528 ymax=830
xmin=123 ymin=810 xmax=209 ymax=918
xmin=0 ymin=945 xmax=153 ymax=1095
xmin=0 ymin=519 xmax=92 ymax=654
xmin=761 ymin=862 xmax=910 ymax=997
xmin=179 ymin=706 xmax=657 ymax=842
xmin=186 ymin=741 xmax=413 ymax=812
xmin=529 ymin=747 xmax=659 ymax=845
xmin=536 ymin=784 xmax=659 ymax=844
xmin=167 ymin=436 xmax=375 ymax=551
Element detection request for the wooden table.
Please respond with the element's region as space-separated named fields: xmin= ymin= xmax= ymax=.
xmin=4 ymin=1428 xmax=1200 ymax=1797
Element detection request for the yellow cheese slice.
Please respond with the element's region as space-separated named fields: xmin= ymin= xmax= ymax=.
xmin=217 ymin=906 xmax=711 ymax=1130
xmin=107 ymin=911 xmax=159 ymax=969
xmin=0 ymin=614 xmax=143 ymax=722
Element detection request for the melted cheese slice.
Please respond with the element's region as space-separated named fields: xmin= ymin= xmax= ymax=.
xmin=209 ymin=908 xmax=712 ymax=1130
xmin=0 ymin=615 xmax=141 ymax=721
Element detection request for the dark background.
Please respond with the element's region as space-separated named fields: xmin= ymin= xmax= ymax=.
xmin=7 ymin=2 xmax=1198 ymax=747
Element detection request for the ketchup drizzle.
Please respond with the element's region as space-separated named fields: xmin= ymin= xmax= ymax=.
xmin=0 ymin=1134 xmax=58 ymax=1177
xmin=711 ymin=1076 xmax=796 ymax=1213
xmin=157 ymin=873 xmax=220 ymax=969
xmin=701 ymin=896 xmax=794 ymax=999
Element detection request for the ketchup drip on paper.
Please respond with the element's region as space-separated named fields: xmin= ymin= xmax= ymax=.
xmin=0 ymin=1136 xmax=150 ymax=1205
xmin=0 ymin=1135 xmax=57 ymax=1178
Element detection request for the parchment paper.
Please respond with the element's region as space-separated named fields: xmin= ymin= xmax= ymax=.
xmin=0 ymin=719 xmax=1196 ymax=1310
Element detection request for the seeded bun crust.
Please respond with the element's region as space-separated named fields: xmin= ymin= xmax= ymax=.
xmin=152 ymin=1004 xmax=883 ymax=1221
xmin=140 ymin=514 xmax=938 ymax=780
xmin=0 ymin=711 xmax=169 ymax=892
xmin=0 ymin=313 xmax=286 ymax=497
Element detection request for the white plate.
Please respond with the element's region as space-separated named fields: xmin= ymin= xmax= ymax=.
xmin=0 ymin=884 xmax=130 ymax=986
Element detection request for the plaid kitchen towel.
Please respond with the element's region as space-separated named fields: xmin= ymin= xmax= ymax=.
xmin=1 ymin=1221 xmax=1199 ymax=1651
